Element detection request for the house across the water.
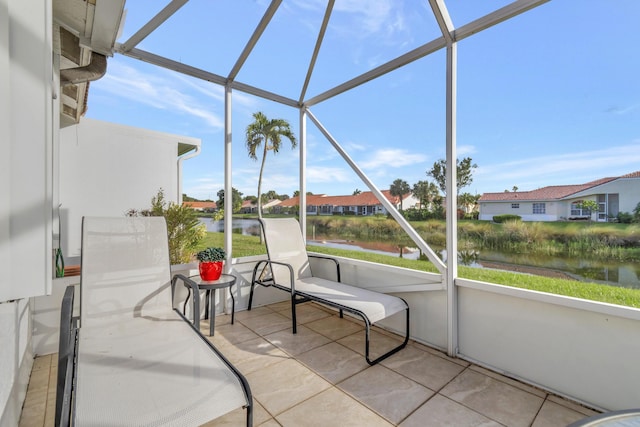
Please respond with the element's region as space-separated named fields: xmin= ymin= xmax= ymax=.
xmin=478 ymin=171 xmax=640 ymax=222
xmin=278 ymin=190 xmax=417 ymax=216
xmin=183 ymin=201 xmax=217 ymax=212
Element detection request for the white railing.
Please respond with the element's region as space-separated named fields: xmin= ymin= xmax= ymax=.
xmin=33 ymin=255 xmax=640 ymax=412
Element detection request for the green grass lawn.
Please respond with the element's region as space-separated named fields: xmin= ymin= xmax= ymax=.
xmin=199 ymin=231 xmax=640 ymax=309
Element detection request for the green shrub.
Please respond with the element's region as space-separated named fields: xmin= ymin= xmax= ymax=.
xmin=128 ymin=189 xmax=207 ymax=264
xmin=463 ymin=211 xmax=479 ymax=220
xmin=634 ymin=202 xmax=640 ymax=223
xmin=493 ymin=214 xmax=522 ymax=223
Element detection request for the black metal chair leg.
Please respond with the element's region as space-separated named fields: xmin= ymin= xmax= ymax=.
xmin=248 ymin=281 xmax=255 ymax=311
xmin=183 ymin=288 xmax=191 ymax=316
xmin=230 ymin=285 xmax=236 ymax=324
xmin=291 ymin=294 xmax=297 ymax=334
xmin=364 ymin=302 xmax=410 ymax=365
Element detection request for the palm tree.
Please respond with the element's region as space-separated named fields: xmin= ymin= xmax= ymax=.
xmin=245 ymin=112 xmax=297 ymax=218
xmin=412 ymin=180 xmax=439 ymax=211
xmin=389 ymin=178 xmax=410 ymax=212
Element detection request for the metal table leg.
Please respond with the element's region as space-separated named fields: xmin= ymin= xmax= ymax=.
xmin=210 ymin=289 xmax=216 ymax=336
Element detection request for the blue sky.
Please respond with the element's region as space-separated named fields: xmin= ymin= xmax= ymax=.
xmin=87 ymin=0 xmax=640 ymax=201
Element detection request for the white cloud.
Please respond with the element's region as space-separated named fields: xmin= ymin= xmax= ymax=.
xmin=184 ymin=177 xmax=224 ymax=200
xmin=95 ymin=59 xmax=226 ymax=130
xmin=307 ymin=166 xmax=354 ymax=183
xmin=360 ymin=148 xmax=428 ymax=169
xmin=477 ymin=143 xmax=640 ymax=192
xmin=605 ymin=104 xmax=639 ymax=115
xmin=344 ymin=141 xmax=367 ymax=152
xmin=266 ymin=175 xmax=300 ymax=192
xmin=334 ymin=0 xmax=393 ymax=35
xmin=457 ymin=145 xmax=477 ymax=156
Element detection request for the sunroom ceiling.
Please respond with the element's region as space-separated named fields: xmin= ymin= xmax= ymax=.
xmin=115 ymin=0 xmax=548 ymax=108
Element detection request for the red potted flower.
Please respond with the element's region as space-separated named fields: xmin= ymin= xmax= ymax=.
xmin=196 ymin=247 xmax=226 ymax=281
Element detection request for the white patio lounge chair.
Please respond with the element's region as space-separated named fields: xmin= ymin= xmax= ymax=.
xmin=73 ymin=216 xmax=252 ymax=426
xmin=249 ymin=218 xmax=409 ymax=365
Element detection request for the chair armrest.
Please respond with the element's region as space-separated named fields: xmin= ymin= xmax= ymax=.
xmin=251 ymin=259 xmax=296 ymax=294
xmin=308 ymin=254 xmax=341 ymax=282
xmin=171 ymin=274 xmax=201 ymax=331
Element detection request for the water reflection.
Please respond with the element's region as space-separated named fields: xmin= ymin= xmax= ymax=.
xmin=201 ymin=218 xmax=262 ymax=236
xmin=200 ymin=219 xmax=640 ymax=289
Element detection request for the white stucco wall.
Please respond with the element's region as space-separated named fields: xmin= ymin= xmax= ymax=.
xmin=479 ymin=201 xmax=560 ymax=222
xmin=0 ymin=300 xmax=33 ymax=427
xmin=481 ymin=176 xmax=640 ymax=222
xmin=571 ymin=178 xmax=640 ymax=214
xmin=31 ymin=122 xmax=201 ymax=357
xmin=58 ymin=118 xmax=200 ymax=258
xmin=1 ymin=0 xmax=52 ymax=424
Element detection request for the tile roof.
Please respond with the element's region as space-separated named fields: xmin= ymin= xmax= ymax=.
xmin=183 ymin=201 xmax=217 ymax=209
xmin=278 ymin=190 xmax=402 ymax=207
xmin=479 ymin=171 xmax=639 ymax=202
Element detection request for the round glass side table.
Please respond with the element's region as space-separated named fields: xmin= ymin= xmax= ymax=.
xmin=182 ymin=273 xmax=236 ymax=336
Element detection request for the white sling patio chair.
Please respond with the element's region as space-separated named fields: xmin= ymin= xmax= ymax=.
xmin=75 ymin=216 xmax=252 ymax=426
xmin=248 ymin=218 xmax=409 ymax=365
xmin=55 ymin=285 xmax=77 ymax=427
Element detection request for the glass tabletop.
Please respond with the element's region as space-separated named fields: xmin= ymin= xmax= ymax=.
xmin=188 ymin=273 xmax=236 ymax=288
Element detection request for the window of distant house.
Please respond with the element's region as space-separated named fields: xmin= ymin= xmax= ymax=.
xmin=532 ymin=203 xmax=545 ymax=214
xmin=570 ymin=201 xmax=585 ymax=216
xmin=511 ymin=203 xmax=519 ymax=209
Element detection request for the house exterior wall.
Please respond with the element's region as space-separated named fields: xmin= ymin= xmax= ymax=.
xmin=480 ymin=177 xmax=639 ymax=222
xmin=479 ymin=201 xmax=560 ymax=221
xmin=2 ymin=0 xmax=53 ymax=302
xmin=58 ymin=118 xmax=200 ymax=258
xmin=1 ymin=0 xmax=51 ymax=424
xmin=571 ymin=178 xmax=640 ymax=215
xmin=400 ymin=194 xmax=419 ymax=210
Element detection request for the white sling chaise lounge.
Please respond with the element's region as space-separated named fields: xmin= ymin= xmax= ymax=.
xmin=249 ymin=218 xmax=409 ymax=365
xmin=73 ymin=217 xmax=252 ymax=426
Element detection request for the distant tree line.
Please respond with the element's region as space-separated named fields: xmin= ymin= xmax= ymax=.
xmin=390 ymin=157 xmax=480 ymax=220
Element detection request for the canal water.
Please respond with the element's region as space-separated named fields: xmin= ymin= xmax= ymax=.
xmin=200 ymin=218 xmax=640 ymax=289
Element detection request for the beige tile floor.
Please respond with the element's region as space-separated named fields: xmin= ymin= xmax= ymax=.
xmin=20 ymin=301 xmax=599 ymax=427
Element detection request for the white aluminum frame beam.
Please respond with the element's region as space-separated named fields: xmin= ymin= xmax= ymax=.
xmin=227 ymin=0 xmax=282 ymax=82
xmin=430 ymin=0 xmax=459 ymax=360
xmin=453 ymin=0 xmax=550 ymax=42
xmin=306 ymin=108 xmax=446 ymax=274
xmin=305 ymin=37 xmax=446 ymax=107
xmin=444 ymin=42 xmax=458 ymax=357
xmin=305 ymin=0 xmax=548 ymax=107
xmin=232 ymin=80 xmax=299 ymax=108
xmin=119 ymin=0 xmax=190 ymax=52
xmin=224 ymin=85 xmax=233 ymax=271
xmin=116 ymin=0 xmax=548 ymax=111
xmin=298 ymin=0 xmax=334 ymax=104
xmin=429 ymin=0 xmax=454 ymax=43
xmin=116 ymin=46 xmax=299 ymax=107
xmin=116 ymin=0 xmax=551 ymax=359
xmin=299 ymin=108 xmax=307 ymax=240
xmin=116 ymin=45 xmax=228 ymax=85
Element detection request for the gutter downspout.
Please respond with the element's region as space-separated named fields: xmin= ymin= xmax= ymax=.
xmin=176 ymin=145 xmax=201 ymax=204
xmin=60 ymin=51 xmax=107 ymax=85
